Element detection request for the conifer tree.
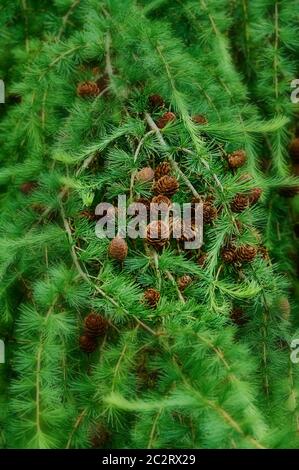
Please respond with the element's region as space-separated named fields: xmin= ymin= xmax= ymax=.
xmin=0 ymin=0 xmax=299 ymax=449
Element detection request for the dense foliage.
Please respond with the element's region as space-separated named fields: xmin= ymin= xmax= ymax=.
xmin=0 ymin=0 xmax=299 ymax=449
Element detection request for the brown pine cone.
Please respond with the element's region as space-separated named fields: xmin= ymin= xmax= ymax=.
xmin=203 ymin=202 xmax=217 ymax=224
xmin=20 ymin=181 xmax=38 ymax=194
xmin=153 ymin=175 xmax=179 ymax=197
xmin=192 ymin=114 xmax=208 ymax=125
xmin=289 ymin=138 xmax=299 ymax=161
xmin=136 ymin=166 xmax=155 ymax=182
xmin=221 ymin=245 xmax=236 ymax=263
xmin=90 ymin=424 xmax=111 ymax=448
xmin=230 ymin=194 xmax=250 ymax=213
xmin=154 ymin=161 xmax=171 ymax=180
xmin=197 ymin=253 xmax=208 ymax=266
xmin=231 ymin=308 xmax=247 ymax=326
xmin=177 ymin=275 xmax=192 ymax=291
xmin=77 ymin=81 xmax=100 ymax=97
xmin=79 ymin=334 xmax=97 ymax=353
xmin=96 ymin=74 xmax=109 ymax=93
xmin=108 ymin=237 xmax=128 ymax=261
xmin=176 ymin=219 xmax=198 ymax=243
xmin=235 ymin=245 xmax=257 ymax=263
xmin=156 ymin=112 xmax=176 ymax=129
xmin=249 ymin=188 xmax=262 ymax=204
xmin=84 ymin=313 xmax=108 ymax=337
xmin=148 ymin=94 xmax=164 ymax=109
xmin=131 ymin=198 xmax=151 ymax=214
xmin=144 ymin=288 xmax=160 ymax=308
xmin=228 ymin=150 xmax=246 ymax=169
xmin=146 ymin=220 xmax=169 ymax=247
xmin=151 ymin=195 xmax=171 ymax=206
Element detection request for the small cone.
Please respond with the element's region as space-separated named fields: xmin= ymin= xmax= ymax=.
xmin=231 ymin=194 xmax=250 ymax=213
xmin=79 ymin=334 xmax=97 ymax=353
xmin=177 ymin=275 xmax=192 ymax=291
xmin=231 ymin=308 xmax=247 ymax=325
xmin=144 ymin=288 xmax=160 ymax=308
xmin=136 ymin=167 xmax=155 ymax=182
xmin=203 ymin=202 xmax=217 ymax=224
xmin=77 ymin=81 xmax=100 ymax=97
xmin=153 ymin=175 xmax=179 ymax=197
xmin=146 ymin=220 xmax=169 ymax=247
xmin=151 ymin=195 xmax=171 ymax=206
xmin=228 ymin=150 xmax=246 ymax=169
xmin=156 ymin=112 xmax=176 ymax=129
xmin=90 ymin=424 xmax=111 ymax=448
xmin=192 ymin=114 xmax=208 ymax=125
xmin=249 ymin=188 xmax=262 ymax=204
xmin=236 ymin=245 xmax=257 ymax=263
xmin=148 ymin=94 xmax=164 ymax=109
xmin=20 ymin=181 xmax=38 ymax=194
xmin=154 ymin=161 xmax=171 ymax=180
xmin=221 ymin=245 xmax=236 ymax=263
xmin=84 ymin=313 xmax=108 ymax=337
xmin=108 ymin=237 xmax=128 ymax=261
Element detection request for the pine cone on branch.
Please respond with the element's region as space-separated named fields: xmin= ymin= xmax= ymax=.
xmin=228 ymin=150 xmax=246 ymax=169
xmin=108 ymin=237 xmax=128 ymax=261
xmin=146 ymin=220 xmax=169 ymax=247
xmin=231 ymin=308 xmax=247 ymax=325
xmin=131 ymin=198 xmax=151 ymax=216
xmin=96 ymin=74 xmax=109 ymax=93
xmin=197 ymin=253 xmax=208 ymax=266
xmin=249 ymin=188 xmax=262 ymax=204
xmin=156 ymin=112 xmax=176 ymax=129
xmin=144 ymin=288 xmax=160 ymax=308
xmin=84 ymin=313 xmax=108 ymax=337
xmin=77 ymin=81 xmax=100 ymax=97
xmin=154 ymin=161 xmax=171 ymax=180
xmin=180 ymin=223 xmax=198 ymax=243
xmin=192 ymin=114 xmax=208 ymax=125
xmin=221 ymin=245 xmax=236 ymax=263
xmin=148 ymin=94 xmax=164 ymax=109
xmin=153 ymin=175 xmax=179 ymax=197
xmin=90 ymin=424 xmax=111 ymax=448
xmin=136 ymin=166 xmax=155 ymax=182
xmin=231 ymin=194 xmax=250 ymax=213
xmin=203 ymin=202 xmax=217 ymax=224
xmin=177 ymin=275 xmax=192 ymax=291
xmin=79 ymin=334 xmax=97 ymax=353
xmin=151 ymin=195 xmax=172 ymax=206
xmin=235 ymin=245 xmax=257 ymax=263
xmin=20 ymin=181 xmax=38 ymax=194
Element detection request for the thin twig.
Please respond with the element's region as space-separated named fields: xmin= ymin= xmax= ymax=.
xmin=165 ymin=270 xmax=185 ymax=303
xmin=60 ymin=204 xmax=158 ymax=336
xmin=145 ymin=113 xmax=201 ymax=199
xmin=57 ymin=0 xmax=81 ymax=41
xmin=105 ymin=32 xmax=113 ymax=79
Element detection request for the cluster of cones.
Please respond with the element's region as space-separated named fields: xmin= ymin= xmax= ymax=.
xmin=79 ymin=313 xmax=109 ymax=353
